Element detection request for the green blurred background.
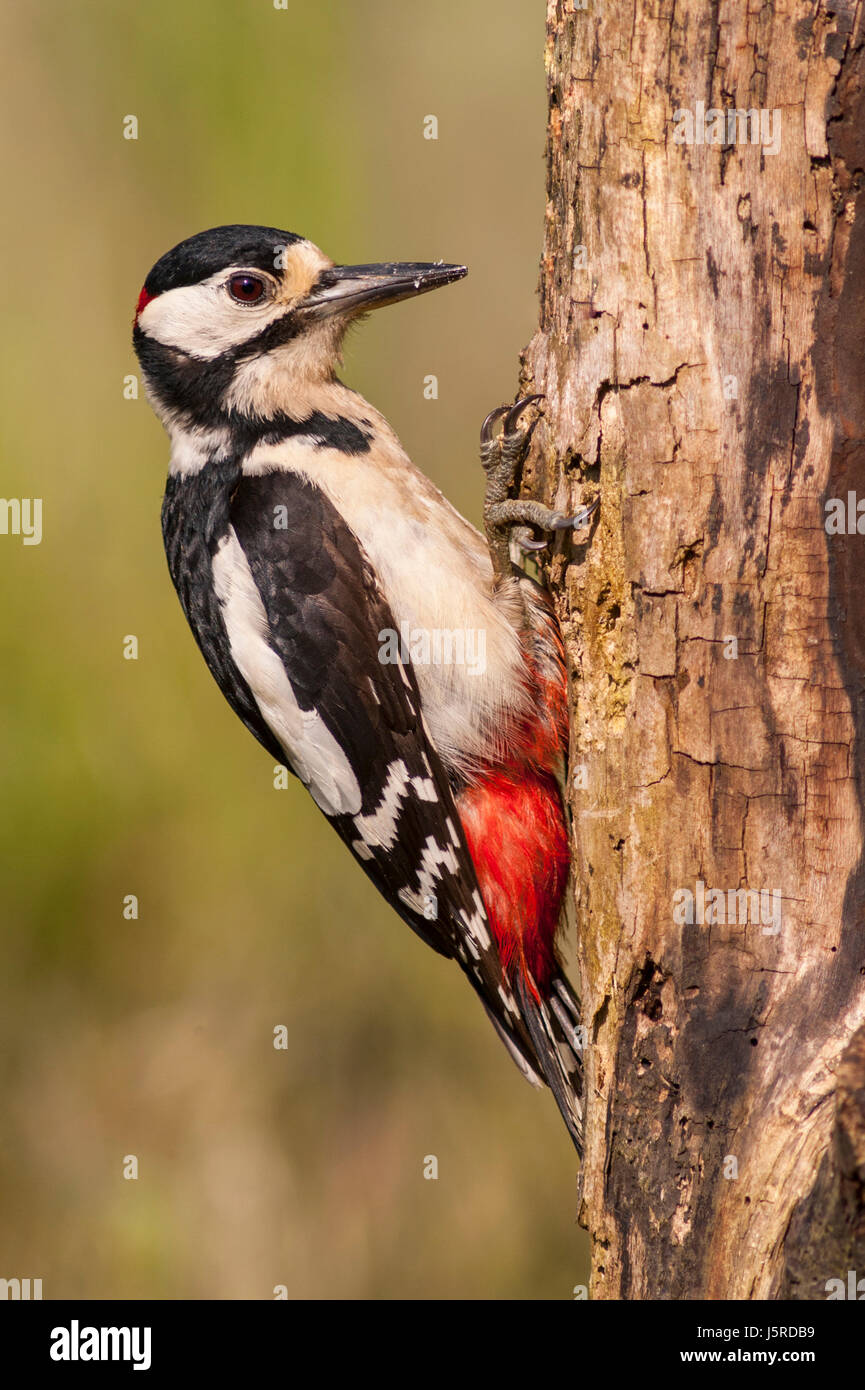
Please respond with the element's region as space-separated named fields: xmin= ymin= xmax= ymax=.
xmin=0 ymin=0 xmax=588 ymax=1298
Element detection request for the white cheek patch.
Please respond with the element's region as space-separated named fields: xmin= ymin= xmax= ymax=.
xmin=138 ymin=275 xmax=289 ymax=360
xmin=212 ymin=528 xmax=362 ymax=817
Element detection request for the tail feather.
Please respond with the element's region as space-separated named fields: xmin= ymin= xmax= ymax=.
xmin=480 ymin=1001 xmax=545 ymax=1089
xmin=514 ymin=972 xmax=584 ymax=1155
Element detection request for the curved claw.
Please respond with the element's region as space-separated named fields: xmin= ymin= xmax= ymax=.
xmin=516 ymin=531 xmax=550 ymax=553
xmin=480 ymin=405 xmax=510 ymax=444
xmin=504 ymin=394 xmax=545 ymax=435
xmin=551 ymin=496 xmax=600 ymax=530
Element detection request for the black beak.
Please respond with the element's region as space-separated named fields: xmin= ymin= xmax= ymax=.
xmin=302 ymin=261 xmax=467 ymax=320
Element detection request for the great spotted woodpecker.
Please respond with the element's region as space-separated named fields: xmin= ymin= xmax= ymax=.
xmin=133 ymin=225 xmax=596 ymax=1153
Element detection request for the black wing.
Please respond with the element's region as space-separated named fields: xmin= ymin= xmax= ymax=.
xmin=228 ymin=471 xmax=482 ymax=946
xmin=168 ymin=461 xmax=543 ymax=1080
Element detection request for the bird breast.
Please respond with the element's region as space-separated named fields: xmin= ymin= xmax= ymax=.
xmin=242 ymin=411 xmax=531 ymax=780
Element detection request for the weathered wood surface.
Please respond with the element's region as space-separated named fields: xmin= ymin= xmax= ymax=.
xmin=521 ymin=0 xmax=865 ymax=1299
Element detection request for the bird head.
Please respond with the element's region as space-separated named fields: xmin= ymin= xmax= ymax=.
xmin=133 ymin=224 xmax=467 ymax=429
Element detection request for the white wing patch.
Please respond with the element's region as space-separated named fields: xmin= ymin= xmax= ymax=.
xmin=352 ymin=759 xmax=410 ymax=854
xmin=418 ymin=835 xmax=459 ymax=904
xmin=212 ymin=529 xmax=362 ymax=817
xmin=469 ymin=890 xmax=492 ymax=949
xmin=351 ymin=759 xmax=439 ymax=860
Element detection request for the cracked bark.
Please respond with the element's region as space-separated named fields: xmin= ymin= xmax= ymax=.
xmin=520 ymin=0 xmax=865 ymax=1299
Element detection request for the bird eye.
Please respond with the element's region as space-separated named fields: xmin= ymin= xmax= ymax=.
xmin=227 ymin=273 xmax=267 ymax=305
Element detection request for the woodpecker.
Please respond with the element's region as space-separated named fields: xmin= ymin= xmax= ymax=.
xmin=133 ymin=224 xmax=596 ymax=1153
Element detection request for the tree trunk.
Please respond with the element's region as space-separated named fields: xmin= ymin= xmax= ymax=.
xmin=521 ymin=0 xmax=865 ymax=1299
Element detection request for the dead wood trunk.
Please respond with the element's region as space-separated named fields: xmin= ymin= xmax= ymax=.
xmin=521 ymin=0 xmax=865 ymax=1299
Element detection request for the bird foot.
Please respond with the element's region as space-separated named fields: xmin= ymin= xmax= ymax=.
xmin=480 ymin=395 xmax=598 ymax=578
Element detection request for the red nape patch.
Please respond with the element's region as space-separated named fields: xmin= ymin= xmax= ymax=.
xmin=457 ymin=771 xmax=570 ymax=996
xmin=134 ymin=285 xmax=155 ymax=323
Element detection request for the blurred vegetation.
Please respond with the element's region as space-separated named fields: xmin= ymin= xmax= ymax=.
xmin=0 ymin=0 xmax=589 ymax=1297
